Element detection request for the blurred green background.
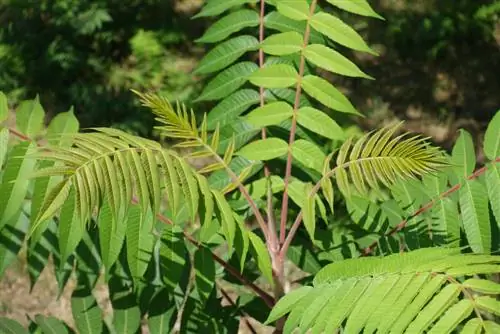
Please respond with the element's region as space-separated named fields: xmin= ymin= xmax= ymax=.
xmin=1 ymin=0 xmax=499 ymax=147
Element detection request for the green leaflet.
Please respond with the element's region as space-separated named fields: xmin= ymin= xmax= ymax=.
xmin=212 ymin=189 xmax=235 ymax=250
xmin=326 ymin=0 xmax=384 ymax=20
xmin=459 ymin=180 xmax=491 ymax=253
xmin=249 ymin=63 xmax=298 ymax=88
xmin=0 ymin=210 xmax=27 ymax=278
xmin=126 ymin=206 xmax=155 ymax=280
xmin=196 ymin=62 xmax=259 ymax=101
xmin=194 ymin=246 xmax=216 ymax=304
xmin=71 ymin=286 xmax=104 ymax=334
xmin=302 ymin=183 xmax=317 ymax=241
xmin=206 ymin=89 xmax=261 ymax=130
xmin=0 ymin=142 xmax=36 ymax=229
xmin=15 ymin=96 xmax=45 ymax=138
xmin=245 ymin=101 xmax=294 ymax=127
xmin=261 ymin=31 xmax=304 ymax=56
xmin=237 ymin=137 xmax=288 ymax=160
xmin=0 ymin=128 xmax=8 ymax=169
xmin=310 ymin=12 xmax=375 ymax=54
xmin=277 ymin=0 xmax=310 ymax=21
xmin=248 ymin=231 xmax=273 ymax=285
xmin=0 ymin=317 xmax=29 ymax=334
xmin=486 ymin=164 xmax=500 ymax=227
xmin=452 ymin=129 xmax=476 ymax=178
xmin=0 ymin=91 xmax=8 ymax=123
xmin=159 ymin=224 xmax=187 ymax=291
xmin=303 ymin=44 xmax=373 ymax=79
xmin=291 ymin=139 xmax=325 ymax=172
xmin=58 ymin=189 xmax=83 ymax=265
xmin=195 ymin=35 xmax=259 ymax=74
xmin=217 ymin=117 xmax=260 ymax=153
xmin=264 ymin=11 xmax=324 ymax=44
xmin=484 ymin=110 xmax=500 ymax=160
xmin=35 ymin=315 xmax=70 ymax=334
xmin=147 ymin=289 xmax=177 ymax=333
xmin=194 ymin=0 xmax=258 ymax=18
xmin=301 ymin=75 xmax=359 ymax=115
xmin=196 ymin=9 xmax=259 ymax=43
xmin=98 ymin=198 xmax=126 ymax=274
xmin=110 ymin=287 xmax=141 ymax=334
xmin=297 ymin=106 xmax=345 ymax=140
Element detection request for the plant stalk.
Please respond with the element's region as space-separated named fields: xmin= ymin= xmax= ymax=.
xmin=279 ymin=0 xmax=317 ymax=245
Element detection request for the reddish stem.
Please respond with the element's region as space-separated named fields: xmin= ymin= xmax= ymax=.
xmin=279 ymin=0 xmax=317 ymax=245
xmin=362 ymin=157 xmax=500 ymax=255
xmin=8 ymin=126 xmax=275 ymax=308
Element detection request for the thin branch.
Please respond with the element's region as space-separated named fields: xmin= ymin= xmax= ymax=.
xmin=8 ymin=126 xmax=275 ymax=308
xmin=362 ymin=157 xmax=500 ymax=255
xmin=279 ymin=0 xmax=318 ymax=245
xmin=219 ymin=285 xmax=258 ymax=334
xmin=257 ymin=0 xmax=278 ymax=252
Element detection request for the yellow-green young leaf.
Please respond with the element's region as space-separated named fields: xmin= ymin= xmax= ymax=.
xmin=484 ymin=320 xmax=500 ymax=333
xmin=303 ymin=183 xmax=316 ymax=241
xmin=484 ymin=110 xmax=500 ymax=160
xmin=0 ymin=142 xmax=36 ymax=229
xmin=196 ymin=62 xmax=258 ymax=101
xmin=451 ymin=129 xmax=475 ymax=178
xmin=249 ymin=64 xmax=298 ymax=88
xmin=175 ymin=159 xmax=199 ymax=221
xmin=428 ymin=299 xmax=473 ymax=334
xmin=0 ymin=128 xmax=9 ymax=169
xmin=460 ymin=180 xmax=491 ymax=253
xmin=486 ymin=164 xmax=500 ymax=227
xmin=261 ymin=31 xmax=304 ymax=56
xmin=248 ymin=231 xmax=273 ymax=285
xmin=0 ymin=91 xmax=8 ymax=123
xmin=463 ymin=278 xmax=500 ymax=294
xmin=310 ymin=12 xmax=375 ymax=54
xmin=475 ymin=296 xmax=500 ymax=316
xmin=194 ymin=246 xmax=216 ymax=304
xmin=196 ymin=174 xmax=214 ymax=230
xmin=297 ymin=106 xmax=345 ymax=140
xmin=58 ymin=190 xmax=83 ymax=264
xmin=15 ymin=96 xmax=45 ymax=138
xmin=237 ymin=137 xmax=288 ymax=161
xmin=301 ymin=75 xmax=359 ymax=115
xmin=303 ymin=44 xmax=373 ymax=79
xmin=245 ymin=101 xmax=293 ymax=127
xmin=327 ymin=0 xmax=384 ymax=20
xmin=277 ymin=0 xmax=310 ymax=21
xmin=322 ymin=153 xmax=335 ymax=213
xmin=196 ymin=9 xmax=259 ymax=43
xmin=460 ymin=319 xmax=482 ymax=334
xmin=212 ymin=190 xmax=235 ymax=250
xmin=266 ymin=286 xmax=312 ymax=324
xmin=406 ymin=283 xmax=461 ymax=333
xmin=126 ymin=207 xmax=155 ymax=280
xmin=292 ymin=139 xmax=325 ymax=172
xmin=194 ymin=0 xmax=258 ymax=18
xmin=195 ymin=35 xmax=259 ymax=75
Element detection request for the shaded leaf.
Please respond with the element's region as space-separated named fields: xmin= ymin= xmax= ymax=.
xmin=196 ymin=10 xmax=259 ymax=43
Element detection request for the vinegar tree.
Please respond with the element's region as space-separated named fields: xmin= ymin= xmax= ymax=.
xmin=1 ymin=0 xmax=500 ymax=333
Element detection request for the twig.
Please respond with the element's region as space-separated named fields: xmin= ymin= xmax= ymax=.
xmin=8 ymin=126 xmax=275 ymax=308
xmin=279 ymin=0 xmax=318 ymax=245
xmin=362 ymin=157 xmax=500 ymax=255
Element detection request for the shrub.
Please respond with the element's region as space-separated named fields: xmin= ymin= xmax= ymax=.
xmin=1 ymin=0 xmax=499 ymax=333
